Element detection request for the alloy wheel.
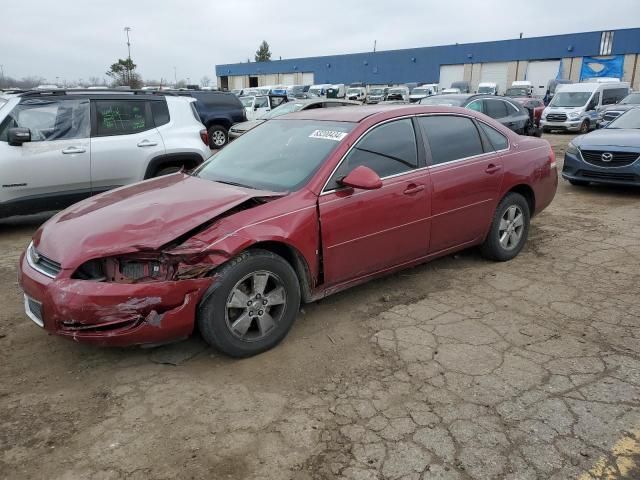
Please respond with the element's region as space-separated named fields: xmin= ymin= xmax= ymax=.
xmin=225 ymin=271 xmax=287 ymax=342
xmin=211 ymin=130 xmax=227 ymax=147
xmin=498 ymin=205 xmax=524 ymax=250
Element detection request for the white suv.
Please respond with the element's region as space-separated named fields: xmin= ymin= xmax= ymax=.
xmin=0 ymin=90 xmax=212 ymax=218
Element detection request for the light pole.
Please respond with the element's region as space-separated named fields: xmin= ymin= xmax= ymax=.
xmin=0 ymin=65 xmax=4 ymax=88
xmin=124 ymin=26 xmax=132 ymax=86
xmin=174 ymin=66 xmax=177 ymax=86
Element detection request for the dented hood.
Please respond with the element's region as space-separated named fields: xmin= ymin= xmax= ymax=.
xmin=34 ymin=174 xmax=281 ymax=268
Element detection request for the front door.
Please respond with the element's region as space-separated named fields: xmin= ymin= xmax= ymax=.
xmin=0 ymin=97 xmax=91 ymax=215
xmin=417 ymin=115 xmax=504 ymax=253
xmin=90 ymin=99 xmax=165 ymax=192
xmin=319 ymin=118 xmax=431 ymax=286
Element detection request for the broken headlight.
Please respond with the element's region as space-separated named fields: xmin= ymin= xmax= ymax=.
xmin=73 ymin=255 xmax=173 ymax=283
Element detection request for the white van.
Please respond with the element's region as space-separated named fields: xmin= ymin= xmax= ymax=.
xmin=308 ymin=84 xmax=333 ymax=98
xmin=477 ymin=82 xmax=498 ymax=95
xmin=505 ymin=81 xmax=533 ymax=97
xmin=346 ymin=87 xmax=367 ymax=102
xmin=409 ymin=84 xmax=439 ymax=103
xmin=541 ymin=81 xmax=630 ymax=133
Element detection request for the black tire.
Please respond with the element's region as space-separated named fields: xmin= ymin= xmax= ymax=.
xmin=208 ymin=125 xmax=228 ymax=149
xmin=579 ymin=120 xmax=590 ymax=134
xmin=197 ymin=249 xmax=301 ymax=358
xmin=154 ymin=166 xmax=182 ymax=177
xmin=569 ymin=179 xmax=590 ymax=187
xmin=480 ymin=192 xmax=531 ymax=262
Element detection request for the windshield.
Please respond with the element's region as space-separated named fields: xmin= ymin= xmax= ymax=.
xmin=259 ymin=102 xmax=305 ymax=119
xmin=411 ymin=88 xmax=429 ymax=95
xmin=240 ymin=96 xmax=254 ymax=108
xmin=308 ymin=88 xmax=323 ymax=95
xmin=505 ymin=88 xmax=528 ymax=97
xmin=478 ymin=86 xmax=495 ymax=94
xmin=195 ymin=120 xmax=354 ymax=191
xmin=347 ymin=88 xmax=361 ymax=95
xmin=419 ymin=96 xmax=464 ymax=106
xmin=549 ymin=92 xmax=592 ymax=107
xmin=607 ymin=108 xmax=640 ymax=129
xmin=389 ymin=89 xmax=405 ymax=95
xmin=620 ymin=93 xmax=640 ymax=105
xmin=288 ymin=86 xmax=305 ymax=94
xmin=369 ymin=89 xmax=384 ymax=95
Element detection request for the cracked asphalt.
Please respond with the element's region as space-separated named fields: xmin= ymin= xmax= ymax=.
xmin=1 ymin=133 xmax=640 ymax=480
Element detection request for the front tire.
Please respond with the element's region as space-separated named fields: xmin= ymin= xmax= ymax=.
xmin=208 ymin=125 xmax=228 ymax=149
xmin=579 ymin=120 xmax=590 ymax=134
xmin=197 ymin=249 xmax=301 ymax=358
xmin=480 ymin=193 xmax=530 ymax=262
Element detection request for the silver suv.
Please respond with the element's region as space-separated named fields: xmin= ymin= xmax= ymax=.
xmin=0 ymin=90 xmax=212 ymax=218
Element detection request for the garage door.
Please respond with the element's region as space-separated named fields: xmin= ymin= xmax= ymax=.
xmin=479 ymin=62 xmax=509 ymax=94
xmin=302 ymin=72 xmax=315 ymax=85
xmin=439 ymin=65 xmax=465 ymax=89
xmin=230 ymin=76 xmax=244 ymax=90
xmin=281 ymin=73 xmax=295 ymax=85
xmin=526 ymin=60 xmax=561 ymax=97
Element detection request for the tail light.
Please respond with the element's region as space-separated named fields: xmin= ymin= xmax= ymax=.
xmin=200 ymin=129 xmax=209 ymax=146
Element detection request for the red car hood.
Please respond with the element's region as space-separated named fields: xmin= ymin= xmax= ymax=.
xmin=34 ymin=174 xmax=281 ymax=268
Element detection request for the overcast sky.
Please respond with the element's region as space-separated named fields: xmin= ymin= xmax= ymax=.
xmin=1 ymin=0 xmax=639 ymax=86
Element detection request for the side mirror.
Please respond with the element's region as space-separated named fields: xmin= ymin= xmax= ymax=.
xmin=339 ymin=166 xmax=383 ymax=190
xmin=8 ymin=127 xmax=31 ymax=146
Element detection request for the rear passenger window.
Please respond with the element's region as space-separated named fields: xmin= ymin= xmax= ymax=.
xmin=151 ymin=100 xmax=170 ymax=127
xmin=478 ymin=122 xmax=508 ymax=151
xmin=326 ymin=119 xmax=417 ymax=190
xmin=484 ymin=100 xmax=508 ymax=119
xmin=602 ymin=88 xmax=629 ymax=105
xmin=95 ymin=100 xmax=151 ymax=136
xmin=419 ymin=116 xmax=484 ymax=165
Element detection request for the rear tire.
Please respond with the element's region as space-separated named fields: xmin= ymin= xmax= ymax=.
xmin=208 ymin=125 xmax=228 ymax=149
xmin=197 ymin=249 xmax=301 ymax=358
xmin=480 ymin=193 xmax=530 ymax=262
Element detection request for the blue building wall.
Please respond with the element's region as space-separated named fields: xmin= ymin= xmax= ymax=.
xmin=216 ymin=28 xmax=640 ymax=85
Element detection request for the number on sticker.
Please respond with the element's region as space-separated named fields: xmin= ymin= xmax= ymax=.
xmin=309 ymin=130 xmax=348 ymax=141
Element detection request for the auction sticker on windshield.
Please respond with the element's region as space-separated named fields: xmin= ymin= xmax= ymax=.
xmin=309 ymin=130 xmax=348 ymax=141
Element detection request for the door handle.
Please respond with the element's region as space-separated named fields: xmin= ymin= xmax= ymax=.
xmin=137 ymin=140 xmax=158 ymax=147
xmin=61 ymin=146 xmax=86 ymax=154
xmin=403 ymin=184 xmax=425 ymax=195
xmin=485 ymin=164 xmax=502 ymax=174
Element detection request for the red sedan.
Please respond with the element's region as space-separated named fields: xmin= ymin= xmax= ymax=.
xmin=512 ymin=97 xmax=545 ymax=127
xmin=19 ymin=106 xmax=557 ymax=357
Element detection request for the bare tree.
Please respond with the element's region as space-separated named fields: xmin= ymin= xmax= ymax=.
xmin=200 ymin=76 xmax=211 ymax=87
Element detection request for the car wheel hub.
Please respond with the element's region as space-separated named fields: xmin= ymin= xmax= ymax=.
xmin=211 ymin=131 xmax=226 ymax=146
xmin=498 ymin=205 xmax=524 ymax=250
xmin=225 ymin=271 xmax=286 ymax=342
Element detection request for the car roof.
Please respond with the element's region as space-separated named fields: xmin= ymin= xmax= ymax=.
xmin=280 ymin=104 xmax=478 ymax=123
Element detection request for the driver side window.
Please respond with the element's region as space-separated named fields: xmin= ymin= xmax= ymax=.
xmin=0 ymin=98 xmax=90 ymax=143
xmin=588 ymin=93 xmax=600 ymax=110
xmin=254 ymin=97 xmax=269 ymax=109
xmin=325 ymin=119 xmax=418 ymax=191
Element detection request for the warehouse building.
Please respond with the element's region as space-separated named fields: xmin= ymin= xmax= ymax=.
xmin=216 ymin=28 xmax=640 ymax=95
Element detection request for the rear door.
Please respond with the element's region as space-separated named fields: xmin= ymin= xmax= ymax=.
xmin=319 ymin=118 xmax=431 ymax=286
xmin=0 ymin=97 xmax=91 ymax=214
xmin=90 ymin=98 xmax=165 ymax=192
xmin=417 ymin=115 xmax=504 ymax=253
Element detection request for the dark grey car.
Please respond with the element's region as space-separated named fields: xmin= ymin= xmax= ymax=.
xmin=419 ymin=94 xmax=532 ymax=135
xmin=228 ymin=98 xmax=359 ymax=139
xmin=597 ymin=92 xmax=640 ymax=128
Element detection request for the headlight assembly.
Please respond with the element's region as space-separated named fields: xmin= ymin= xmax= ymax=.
xmin=568 ymin=112 xmax=580 ymax=120
xmin=566 ymin=142 xmax=579 ymax=156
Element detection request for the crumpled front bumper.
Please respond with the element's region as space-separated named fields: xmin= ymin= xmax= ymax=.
xmin=19 ymin=252 xmax=214 ymax=347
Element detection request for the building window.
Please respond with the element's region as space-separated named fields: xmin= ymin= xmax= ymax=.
xmin=600 ymin=31 xmax=614 ymax=56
